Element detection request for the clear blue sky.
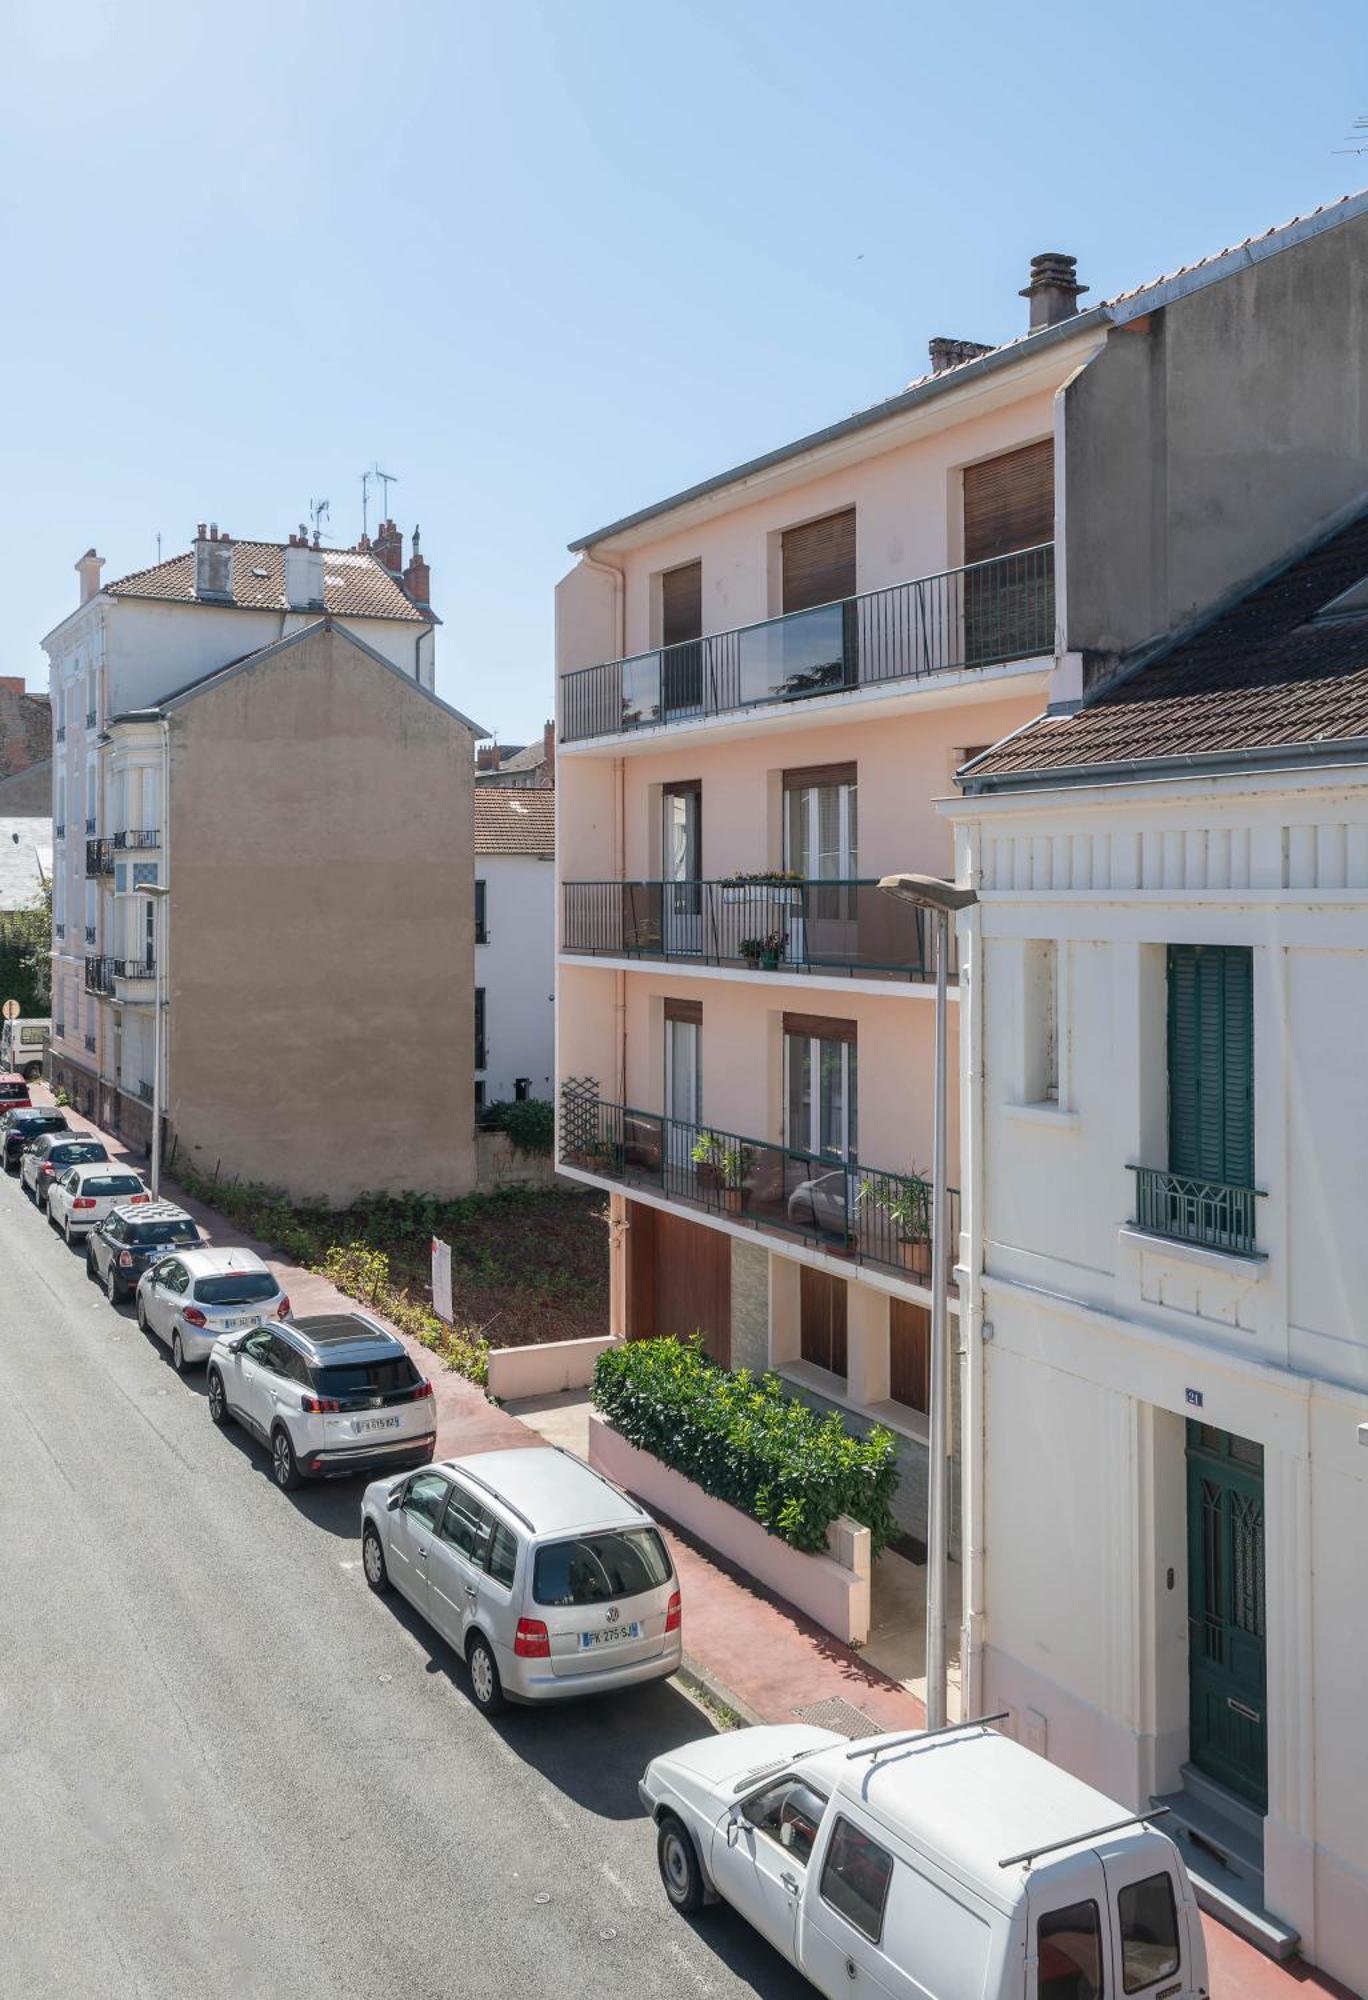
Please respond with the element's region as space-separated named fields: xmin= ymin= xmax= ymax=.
xmin=3 ymin=0 xmax=1364 ymax=742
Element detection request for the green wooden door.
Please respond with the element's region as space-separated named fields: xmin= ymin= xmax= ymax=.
xmin=1186 ymin=1423 xmax=1267 ymax=1809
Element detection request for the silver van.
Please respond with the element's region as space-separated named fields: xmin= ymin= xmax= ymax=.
xmin=360 ymin=1447 xmax=682 ymax=1715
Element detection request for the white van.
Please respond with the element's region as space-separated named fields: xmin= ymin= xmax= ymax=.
xmin=1 ymin=1017 xmax=49 ymax=1081
xmin=640 ymin=1715 xmax=1208 ymax=2000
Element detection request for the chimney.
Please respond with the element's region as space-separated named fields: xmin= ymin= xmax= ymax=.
xmin=476 ymin=743 xmax=502 ymax=773
xmin=541 ymin=719 xmax=555 ymax=785
xmin=284 ymin=526 xmax=326 ymax=611
xmin=194 ymin=521 xmax=235 ymax=600
xmin=373 ymin=518 xmax=403 ymax=574
xmin=75 ymin=547 xmax=105 ymax=605
xmin=928 ymin=336 xmax=994 ymax=375
xmin=1020 ymin=252 xmax=1087 ymax=331
xmin=403 ymin=524 xmax=430 ymax=605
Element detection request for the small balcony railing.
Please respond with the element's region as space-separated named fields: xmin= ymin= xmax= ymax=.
xmin=137 ymin=1079 xmax=155 ymax=1104
xmin=86 ymin=838 xmax=115 ymax=876
xmin=84 ymin=924 xmax=96 ymax=946
xmin=54 ymin=920 xmax=65 ymax=940
xmin=84 ymin=1033 xmax=97 ymax=1053
xmin=85 ymin=816 xmax=96 ymax=836
xmin=560 ymin=1080 xmax=958 ymax=1283
xmin=56 ymin=723 xmax=66 ymax=743
xmin=563 ymin=878 xmax=954 ymax=981
xmin=560 ymin=543 xmax=1054 ymax=743
xmin=112 ymin=958 xmax=156 ymax=986
xmin=1130 ymin=1166 xmax=1263 ymax=1259
xmin=84 ymin=955 xmax=116 ymax=996
xmin=86 ymin=709 xmax=97 ymax=729
xmin=114 ymin=828 xmax=161 ymax=850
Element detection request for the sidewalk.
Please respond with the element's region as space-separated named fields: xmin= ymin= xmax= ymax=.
xmin=42 ymin=1094 xmax=1359 ymax=2000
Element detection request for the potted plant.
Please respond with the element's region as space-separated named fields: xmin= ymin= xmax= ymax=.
xmin=737 ymin=928 xmax=787 ymax=970
xmin=738 ymin=935 xmax=765 ymax=970
xmin=691 ymin=1131 xmax=752 ymax=1212
xmin=859 ymin=1175 xmax=933 ymax=1276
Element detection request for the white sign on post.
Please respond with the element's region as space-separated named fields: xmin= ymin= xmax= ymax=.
xmin=431 ymin=1236 xmax=453 ymax=1325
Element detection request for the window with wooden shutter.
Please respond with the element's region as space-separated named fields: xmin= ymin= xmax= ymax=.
xmin=1167 ymin=945 xmax=1254 ymax=1187
xmin=660 ymin=561 xmax=702 ymax=647
xmin=782 ymin=509 xmax=856 ymax=614
xmin=889 ymin=1299 xmax=930 ymax=1413
xmin=474 ymin=987 xmax=486 ymax=1073
xmin=962 ymin=441 xmax=1053 ymax=565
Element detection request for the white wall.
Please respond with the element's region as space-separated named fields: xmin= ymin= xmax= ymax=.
xmin=476 ymin=851 xmax=555 ymax=1103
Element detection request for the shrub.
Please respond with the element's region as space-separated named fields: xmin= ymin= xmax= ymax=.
xmin=479 ymin=1097 xmax=554 ymax=1156
xmin=592 ymin=1337 xmax=898 ymax=1555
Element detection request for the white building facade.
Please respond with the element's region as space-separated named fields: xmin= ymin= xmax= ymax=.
xmin=474 ymin=789 xmax=555 ymax=1109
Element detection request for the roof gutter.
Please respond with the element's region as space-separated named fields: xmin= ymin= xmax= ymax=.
xmin=960 ymin=733 xmax=1368 ymax=798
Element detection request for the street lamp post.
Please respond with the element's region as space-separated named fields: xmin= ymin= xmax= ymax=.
xmin=877 ymin=871 xmax=978 ymax=1730
xmin=136 ymin=885 xmax=170 ymax=1197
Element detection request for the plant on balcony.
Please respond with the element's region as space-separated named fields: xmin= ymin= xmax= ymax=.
xmin=690 ymin=1130 xmax=753 ymax=1210
xmin=858 ymin=1174 xmax=933 ymax=1277
xmin=726 ymin=868 xmax=802 ymax=885
xmin=738 ymin=928 xmax=788 ymax=971
xmin=592 ymin=1336 xmax=899 ymax=1555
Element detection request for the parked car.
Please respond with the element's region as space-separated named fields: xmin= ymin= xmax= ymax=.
xmin=47 ymin=1163 xmax=150 ymax=1243
xmin=20 ymin=1133 xmax=110 ymax=1209
xmin=137 ymin=1246 xmax=289 ymax=1373
xmin=0 ymin=1072 xmax=32 ymax=1119
xmin=87 ymin=1201 xmax=202 ymax=1303
xmin=360 ymin=1447 xmax=682 ymax=1717
xmin=0 ymin=1017 xmax=50 ymax=1081
xmin=2 ymin=1106 xmax=68 ymax=1173
xmin=639 ymin=1717 xmax=1207 ymax=2000
xmin=207 ymin=1311 xmax=436 ymax=1491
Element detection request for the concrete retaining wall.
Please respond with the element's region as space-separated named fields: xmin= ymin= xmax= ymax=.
xmin=588 ymin=1412 xmax=871 ymax=1645
xmin=487 ymin=1334 xmax=622 ymax=1400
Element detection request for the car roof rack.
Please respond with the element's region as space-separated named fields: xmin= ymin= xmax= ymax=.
xmin=998 ymin=1807 xmax=1170 ymax=1870
xmin=844 ymin=1711 xmax=1011 ymax=1761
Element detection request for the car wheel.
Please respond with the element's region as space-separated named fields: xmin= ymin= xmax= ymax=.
xmin=362 ymin=1526 xmax=390 ymax=1593
xmin=271 ymin=1426 xmax=302 ymax=1491
xmin=207 ymin=1370 xmax=229 ymax=1427
xmin=105 ymin=1264 xmax=120 ymax=1303
xmin=466 ymin=1635 xmax=506 ymax=1716
xmin=657 ymin=1815 xmax=705 ymax=1915
xmin=63 ymin=1216 xmax=75 ymax=1246
xmin=135 ymin=1296 xmax=149 ymax=1332
xmin=171 ymin=1331 xmax=185 ymax=1373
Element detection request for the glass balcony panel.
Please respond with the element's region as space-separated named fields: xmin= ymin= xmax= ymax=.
xmin=619 ymin=651 xmax=662 ymax=730
xmin=737 ymin=602 xmax=847 ymax=707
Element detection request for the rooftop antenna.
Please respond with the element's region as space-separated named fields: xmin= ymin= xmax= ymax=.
xmin=1334 ymin=114 xmax=1368 ymax=154
xmin=156 ymin=532 xmax=162 ymax=562
xmin=360 ymin=469 xmax=372 ymax=539
xmin=309 ymin=496 xmax=331 ymax=545
xmin=373 ymin=464 xmax=397 ymax=519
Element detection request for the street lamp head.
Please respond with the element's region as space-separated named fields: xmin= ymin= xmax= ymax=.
xmin=135 ymin=884 xmax=170 ymax=900
xmin=877 ymin=872 xmax=978 ymax=915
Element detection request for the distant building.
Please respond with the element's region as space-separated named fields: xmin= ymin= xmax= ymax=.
xmin=475 ymin=720 xmax=554 ymax=788
xmin=474 ymin=787 xmax=554 ymax=1109
xmin=43 ymin=521 xmax=485 ymax=1202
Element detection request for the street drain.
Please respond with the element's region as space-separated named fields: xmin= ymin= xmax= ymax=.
xmin=792 ymin=1698 xmax=878 ymax=1739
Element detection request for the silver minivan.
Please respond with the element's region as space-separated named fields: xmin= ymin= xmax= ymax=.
xmin=360 ymin=1447 xmax=682 ymax=1715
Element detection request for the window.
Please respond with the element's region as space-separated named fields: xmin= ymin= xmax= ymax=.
xmin=819 ymin=1817 xmax=894 ymax=1944
xmin=402 ymin=1471 xmax=451 ymax=1527
xmin=485 ymin=1521 xmax=519 ymax=1589
xmin=315 ymin=1358 xmax=423 ymax=1399
xmin=158 ymin=1262 xmax=188 ymax=1295
xmin=241 ymin=1328 xmax=274 ymax=1362
xmin=128 ymin=1218 xmax=199 ymax=1248
xmin=532 ymin=1527 xmax=672 ymax=1607
xmin=514 ymin=1078 xmax=530 ymax=1102
xmin=784 ymin=764 xmax=857 ymax=881
xmin=475 ymin=988 xmax=486 ymax=1072
xmin=1167 ymin=945 xmax=1253 ymax=1188
xmin=782 ymin=510 xmax=856 ymax=615
xmin=742 ymin=1779 xmax=828 ymax=1865
xmin=438 ymin=1484 xmax=492 ymax=1563
xmin=659 ymin=560 xmax=703 ymax=715
xmin=1024 ymin=940 xmax=1060 ymax=1103
xmin=784 ymin=1013 xmax=857 ymax=1160
xmin=664 ymin=998 xmax=702 ymax=1134
xmin=1117 ymin=1874 xmax=1180 ymax=1993
xmin=475 ymin=1081 xmax=485 ymax=1111
xmin=1037 ymin=1901 xmax=1104 ymax=2000
xmin=272 ymin=1341 xmax=311 ymax=1385
xmin=475 ymin=879 xmax=487 ymax=945
xmin=194 ymin=1272 xmax=279 ymax=1305
xmin=79 ymin=1175 xmax=145 ymax=1198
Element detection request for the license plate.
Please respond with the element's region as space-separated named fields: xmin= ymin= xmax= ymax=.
xmin=580 ymin=1622 xmax=641 ymax=1649
xmin=356 ymin=1415 xmax=402 ymax=1435
xmin=225 ymin=1316 xmax=260 ymax=1331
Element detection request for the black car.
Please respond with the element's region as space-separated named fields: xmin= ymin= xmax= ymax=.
xmin=87 ymin=1201 xmax=202 ymax=1303
xmin=2 ymin=1107 xmax=68 ymax=1173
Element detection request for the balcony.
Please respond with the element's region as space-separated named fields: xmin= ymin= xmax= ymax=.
xmin=137 ymin=1079 xmax=155 ymax=1104
xmin=112 ymin=957 xmax=156 ymax=991
xmin=560 ymin=1082 xmax=958 ymax=1284
xmin=560 ymin=543 xmax=1053 ymax=744
xmin=84 ymin=955 xmax=116 ymax=996
xmin=113 ymin=828 xmax=161 ymax=850
xmin=86 ymin=838 xmax=114 ymax=876
xmin=562 ymin=878 xmax=954 ymax=982
xmin=1130 ymin=1166 xmax=1264 ymax=1259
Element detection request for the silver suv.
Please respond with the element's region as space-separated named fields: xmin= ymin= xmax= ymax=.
xmin=207 ymin=1311 xmax=437 ymax=1491
xmin=360 ymin=1447 xmax=682 ymax=1716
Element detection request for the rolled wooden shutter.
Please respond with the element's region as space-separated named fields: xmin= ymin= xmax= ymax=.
xmin=963 ymin=441 xmax=1053 ymax=564
xmin=782 ymin=509 xmax=856 ymax=613
xmin=660 ymin=561 xmax=702 ymax=647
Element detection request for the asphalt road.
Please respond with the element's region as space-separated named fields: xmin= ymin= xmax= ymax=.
xmin=0 ymin=1166 xmax=809 ymax=2000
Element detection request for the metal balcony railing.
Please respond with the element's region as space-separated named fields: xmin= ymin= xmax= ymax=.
xmin=85 ymin=816 xmax=96 ymax=836
xmin=1130 ymin=1166 xmax=1263 ymax=1259
xmin=137 ymin=1079 xmax=155 ymax=1104
xmin=560 ymin=543 xmax=1054 ymax=743
xmin=84 ymin=1033 xmax=97 ymax=1053
xmin=559 ymin=1081 xmax=958 ymax=1283
xmin=56 ymin=723 xmax=66 ymax=743
xmin=562 ymin=878 xmax=955 ymax=981
xmin=86 ymin=839 xmax=114 ymax=876
xmin=86 ymin=709 xmax=97 ymax=729
xmin=54 ymin=921 xmax=65 ymax=940
xmin=112 ymin=958 xmax=156 ymax=984
xmin=113 ymin=829 xmax=161 ymax=850
xmin=84 ymin=924 xmax=96 ymax=946
xmin=84 ymin=955 xmax=116 ymax=996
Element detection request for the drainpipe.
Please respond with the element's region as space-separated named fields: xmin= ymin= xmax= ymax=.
xmin=959 ymin=823 xmax=988 ymax=1718
xmin=579 ymin=548 xmax=629 ymax=1107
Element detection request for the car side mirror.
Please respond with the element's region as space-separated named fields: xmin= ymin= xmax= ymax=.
xmin=726 ymin=1815 xmax=741 ymax=1849
xmin=386 ymin=1486 xmax=405 ymax=1512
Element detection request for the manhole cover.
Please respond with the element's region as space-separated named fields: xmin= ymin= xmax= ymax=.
xmin=792 ymin=1698 xmax=878 ymax=1739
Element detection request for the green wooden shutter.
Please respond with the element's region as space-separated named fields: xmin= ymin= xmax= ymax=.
xmin=1167 ymin=945 xmax=1253 ymax=1187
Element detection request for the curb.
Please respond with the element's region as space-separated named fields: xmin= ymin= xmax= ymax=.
xmin=678 ymin=1654 xmax=767 ymax=1729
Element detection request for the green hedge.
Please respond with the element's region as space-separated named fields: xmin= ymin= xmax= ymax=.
xmin=592 ymin=1337 xmax=898 ymax=1555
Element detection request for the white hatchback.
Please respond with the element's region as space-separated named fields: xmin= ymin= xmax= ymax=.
xmin=47 ymin=1163 xmax=150 ymax=1244
xmin=136 ymin=1246 xmax=289 ymax=1372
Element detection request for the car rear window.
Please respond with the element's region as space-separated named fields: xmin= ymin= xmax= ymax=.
xmin=1118 ymin=1873 xmax=1180 ymax=1993
xmin=127 ymin=1219 xmax=200 ymax=1247
xmin=0 ymin=1083 xmax=27 ymax=1099
xmin=52 ymin=1143 xmax=107 ymax=1164
xmin=314 ymin=1358 xmax=422 ymax=1396
xmin=532 ymin=1527 xmax=672 ymax=1607
xmin=81 ymin=1175 xmax=145 ymax=1197
xmin=194 ymin=1272 xmax=279 ymax=1305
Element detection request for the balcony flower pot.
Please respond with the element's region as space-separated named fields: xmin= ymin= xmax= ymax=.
xmin=899 ymin=1237 xmax=932 ymax=1279
xmin=759 ymin=949 xmax=781 ymax=971
xmin=720 ymin=1186 xmax=746 ymax=1215
xmin=695 ymin=1160 xmax=723 ymax=1191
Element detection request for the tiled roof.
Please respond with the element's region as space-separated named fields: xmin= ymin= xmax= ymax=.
xmin=106 ymin=541 xmax=432 ymax=624
xmin=963 ymin=508 xmax=1368 ymax=786
xmin=492 ymin=741 xmax=548 ymax=775
xmin=474 ymin=788 xmax=556 ymax=855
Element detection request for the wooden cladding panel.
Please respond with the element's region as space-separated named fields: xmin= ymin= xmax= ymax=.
xmin=782 ymin=509 xmax=856 ymax=614
xmin=663 ymin=997 xmax=702 ymax=1026
xmin=660 ymin=561 xmax=702 ymax=647
xmin=800 ymin=1266 xmax=848 ymax=1379
xmin=783 ymin=1011 xmax=858 ymax=1046
xmin=889 ymin=1298 xmax=930 ymax=1413
xmin=962 ymin=440 xmax=1053 ymax=565
xmin=627 ymin=1201 xmax=731 ymax=1367
xmin=782 ymin=761 xmax=858 ymax=791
